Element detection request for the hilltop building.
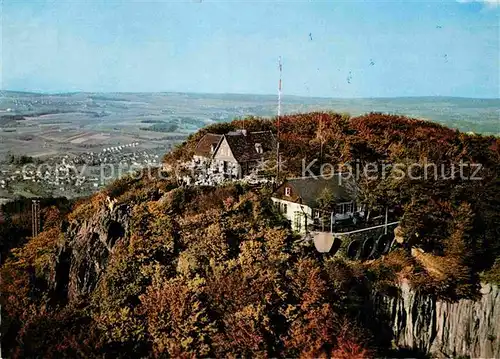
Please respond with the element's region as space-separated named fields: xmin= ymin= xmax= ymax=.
xmin=191 ymin=129 xmax=276 ymax=182
xmin=212 ymin=129 xmax=276 ymax=178
xmin=271 ymin=175 xmax=362 ymax=233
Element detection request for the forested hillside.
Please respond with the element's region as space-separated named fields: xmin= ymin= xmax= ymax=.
xmin=166 ymin=112 xmax=500 ymax=294
xmin=1 ymin=112 xmax=499 ymax=357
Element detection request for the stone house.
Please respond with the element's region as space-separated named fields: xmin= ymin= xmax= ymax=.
xmin=196 ymin=129 xmax=276 ymax=179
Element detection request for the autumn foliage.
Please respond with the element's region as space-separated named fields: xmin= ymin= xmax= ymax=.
xmin=1 ymin=180 xmax=375 ymax=357
xmin=1 ymin=112 xmax=499 ymax=357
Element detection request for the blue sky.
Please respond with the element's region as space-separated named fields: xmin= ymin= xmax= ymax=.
xmin=1 ymin=0 xmax=499 ymax=98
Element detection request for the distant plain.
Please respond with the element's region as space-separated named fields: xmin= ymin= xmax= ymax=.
xmin=0 ymin=91 xmax=498 ymax=160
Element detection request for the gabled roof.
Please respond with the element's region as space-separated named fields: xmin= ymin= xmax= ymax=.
xmin=273 ymin=175 xmax=355 ymax=208
xmin=194 ymin=133 xmax=223 ymax=158
xmin=216 ymin=130 xmax=276 ymax=163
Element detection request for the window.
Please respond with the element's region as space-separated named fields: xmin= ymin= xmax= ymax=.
xmin=294 ymin=211 xmax=302 ymax=232
xmin=285 ymin=187 xmax=291 ymax=196
xmin=255 ymin=143 xmax=263 ymax=154
xmin=283 ymin=203 xmax=288 ymax=214
xmin=336 ymin=202 xmax=354 ymax=215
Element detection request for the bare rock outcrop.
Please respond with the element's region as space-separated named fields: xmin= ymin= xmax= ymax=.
xmin=377 ymin=281 xmax=500 ymax=358
xmin=50 ymin=202 xmax=131 ymax=302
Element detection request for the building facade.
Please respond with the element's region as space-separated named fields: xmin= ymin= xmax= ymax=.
xmin=193 ymin=129 xmax=276 ymax=180
xmin=271 ymin=175 xmax=361 ymax=233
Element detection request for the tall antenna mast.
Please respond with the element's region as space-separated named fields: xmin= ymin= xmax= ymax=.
xmin=32 ymin=199 xmax=41 ymax=238
xmin=278 ymin=56 xmax=282 ymax=117
xmin=276 ymin=56 xmax=282 ymax=181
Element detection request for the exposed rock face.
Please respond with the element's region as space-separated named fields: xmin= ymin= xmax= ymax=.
xmin=377 ymin=281 xmax=500 ymax=358
xmin=51 ymin=203 xmax=131 ymax=302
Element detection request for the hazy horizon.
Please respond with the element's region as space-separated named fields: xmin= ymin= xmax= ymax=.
xmin=2 ymin=89 xmax=499 ymax=101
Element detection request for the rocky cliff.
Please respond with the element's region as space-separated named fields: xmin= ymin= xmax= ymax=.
xmin=51 ymin=201 xmax=132 ymax=302
xmin=376 ymin=281 xmax=500 ymax=358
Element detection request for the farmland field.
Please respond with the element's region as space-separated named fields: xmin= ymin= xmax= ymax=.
xmin=1 ymin=91 xmax=498 ymax=161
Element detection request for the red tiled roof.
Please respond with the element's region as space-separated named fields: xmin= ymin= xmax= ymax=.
xmin=194 ymin=133 xmax=223 ymax=158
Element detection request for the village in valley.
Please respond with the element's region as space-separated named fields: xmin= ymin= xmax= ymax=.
xmin=0 ymin=144 xmax=164 ymax=200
